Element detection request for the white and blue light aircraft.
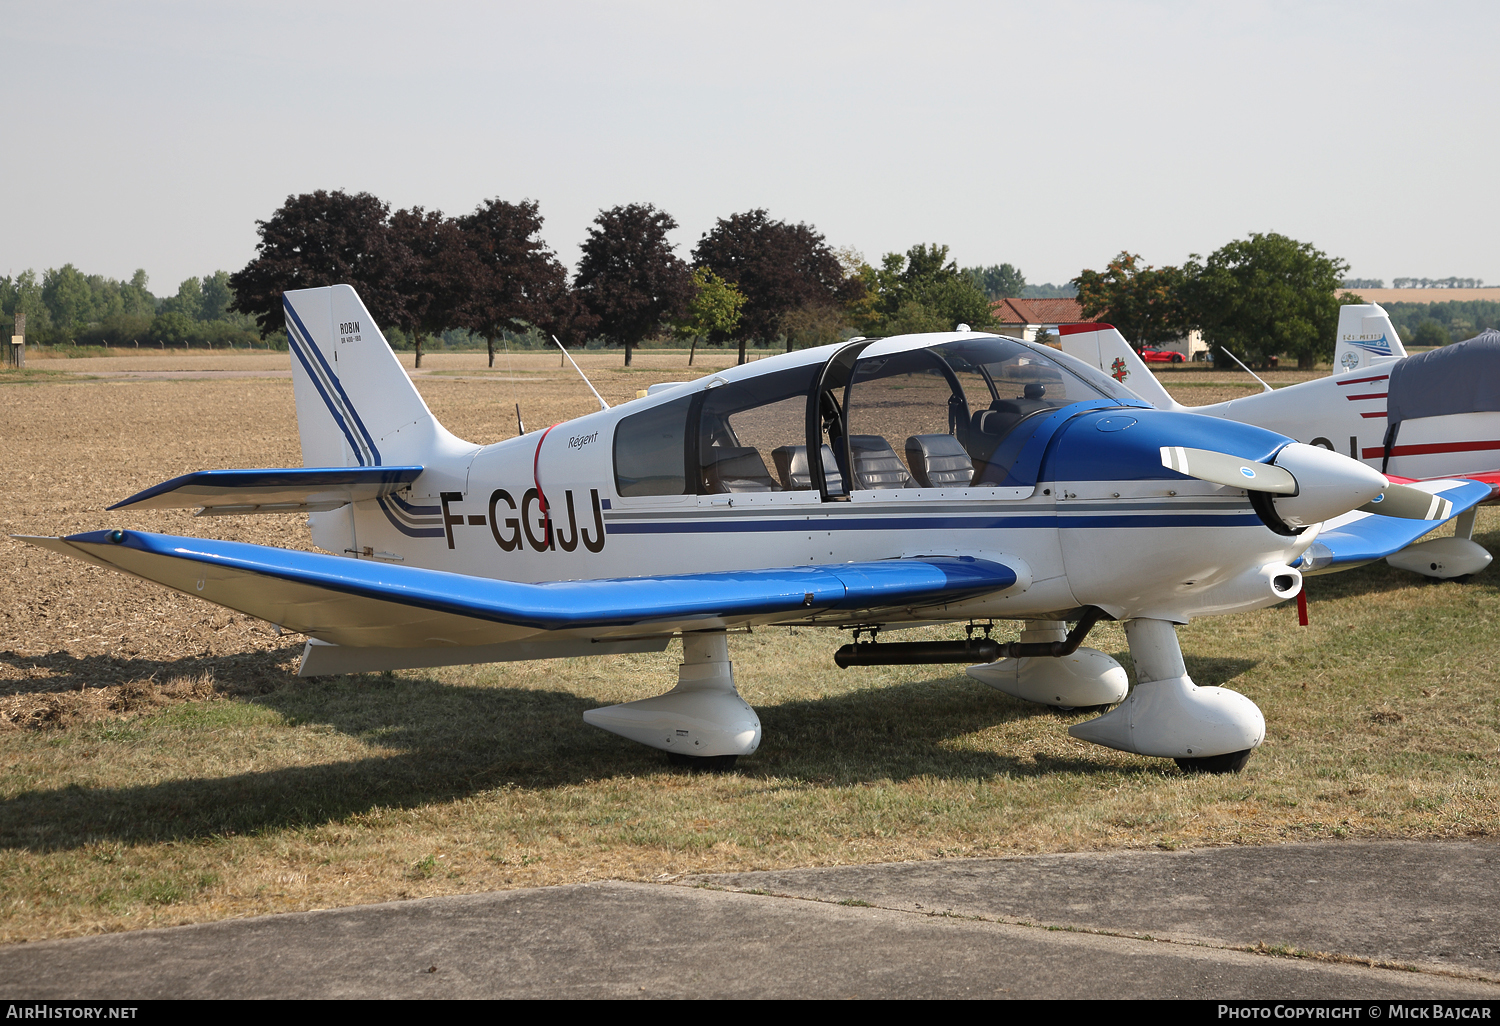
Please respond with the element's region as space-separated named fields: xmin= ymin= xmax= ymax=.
xmin=20 ymin=286 xmax=1490 ymax=774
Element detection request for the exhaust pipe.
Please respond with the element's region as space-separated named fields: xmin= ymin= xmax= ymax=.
xmin=835 ymin=637 xmax=1001 ymax=667
xmin=835 ymin=608 xmax=1109 ymax=668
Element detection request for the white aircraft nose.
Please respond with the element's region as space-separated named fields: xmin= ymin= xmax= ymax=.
xmin=1269 ymin=442 xmax=1388 ymax=527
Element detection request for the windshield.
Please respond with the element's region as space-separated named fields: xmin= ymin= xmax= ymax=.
xmin=836 ymin=336 xmax=1134 ymax=490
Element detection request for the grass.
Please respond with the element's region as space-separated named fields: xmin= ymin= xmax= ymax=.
xmin=0 ymin=522 xmax=1497 ymax=942
xmin=0 ymin=367 xmax=95 ymax=385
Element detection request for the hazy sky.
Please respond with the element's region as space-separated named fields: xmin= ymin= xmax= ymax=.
xmin=4 ymin=1 xmax=1496 ymax=294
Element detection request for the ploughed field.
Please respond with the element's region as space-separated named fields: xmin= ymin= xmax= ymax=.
xmin=0 ymin=351 xmax=1495 ymax=942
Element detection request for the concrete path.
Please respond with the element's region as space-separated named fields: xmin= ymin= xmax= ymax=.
xmin=2 ymin=841 xmax=1496 ymax=999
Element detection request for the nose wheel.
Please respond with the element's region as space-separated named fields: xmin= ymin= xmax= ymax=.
xmin=1175 ymin=748 xmax=1254 ymax=774
xmin=667 ymin=753 xmax=740 ymax=773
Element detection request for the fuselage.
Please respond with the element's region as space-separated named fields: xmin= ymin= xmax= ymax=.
xmin=313 ymin=333 xmax=1318 ymax=625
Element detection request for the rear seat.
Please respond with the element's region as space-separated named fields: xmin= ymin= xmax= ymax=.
xmin=701 ymin=446 xmax=778 ymax=492
xmin=904 ymin=434 xmax=974 ymax=488
xmin=771 ymin=444 xmax=844 ymax=492
xmin=848 ymin=435 xmax=914 ymax=489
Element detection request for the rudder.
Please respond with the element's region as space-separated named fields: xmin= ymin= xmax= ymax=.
xmin=1334 ymin=303 xmax=1407 ymax=375
xmin=283 ymin=285 xmax=472 ymax=469
xmin=1057 ymin=323 xmax=1184 ymax=410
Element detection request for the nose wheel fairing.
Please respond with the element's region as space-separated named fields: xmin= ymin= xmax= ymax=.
xmin=1068 ymin=617 xmax=1265 ymax=762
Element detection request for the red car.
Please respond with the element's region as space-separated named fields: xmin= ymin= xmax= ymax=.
xmin=1139 ymin=347 xmax=1184 ymax=363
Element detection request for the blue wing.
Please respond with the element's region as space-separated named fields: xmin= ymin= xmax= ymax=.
xmin=1295 ymin=478 xmax=1491 ymax=574
xmin=108 ymin=466 xmax=425 ymax=514
xmin=19 ymin=531 xmax=1018 ymax=653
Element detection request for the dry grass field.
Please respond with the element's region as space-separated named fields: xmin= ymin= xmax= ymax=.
xmin=0 ymin=350 xmax=1495 ymax=943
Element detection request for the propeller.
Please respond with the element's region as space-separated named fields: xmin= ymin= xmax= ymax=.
xmin=1160 ymin=446 xmax=1296 ymax=494
xmin=1160 ymin=444 xmax=1453 ymax=523
xmin=1357 ymin=487 xmax=1452 ymax=521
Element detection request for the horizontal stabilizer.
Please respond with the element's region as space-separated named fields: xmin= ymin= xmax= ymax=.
xmin=109 ymin=466 xmax=424 ymax=515
xmin=18 ymin=530 xmax=1019 ymax=649
xmin=1294 ymin=478 xmax=1490 ymax=574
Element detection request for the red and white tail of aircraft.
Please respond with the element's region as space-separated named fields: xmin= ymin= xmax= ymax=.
xmin=1059 ymin=307 xmax=1500 ymax=580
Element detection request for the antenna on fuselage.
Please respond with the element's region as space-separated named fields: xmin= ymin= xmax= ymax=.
xmin=553 ymin=334 xmax=610 ymax=411
xmin=1220 ymin=347 xmax=1274 ymax=394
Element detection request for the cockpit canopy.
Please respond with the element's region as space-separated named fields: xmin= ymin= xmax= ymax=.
xmin=614 ymin=335 xmax=1142 ymax=499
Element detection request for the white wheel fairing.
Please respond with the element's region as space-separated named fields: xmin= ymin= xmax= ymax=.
xmin=1068 ymin=675 xmax=1265 ymax=759
xmin=967 ymin=648 xmax=1129 ymax=708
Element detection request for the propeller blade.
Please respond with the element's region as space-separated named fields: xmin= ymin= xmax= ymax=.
xmin=1357 ymin=484 xmax=1453 ymax=521
xmin=1160 ymin=446 xmax=1297 ymax=494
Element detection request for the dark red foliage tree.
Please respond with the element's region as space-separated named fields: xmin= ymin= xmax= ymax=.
xmin=692 ymin=209 xmax=858 ymax=357
xmin=386 ymin=206 xmax=481 ymax=369
xmin=574 ymin=203 xmax=693 ymax=365
xmin=457 ymin=199 xmax=578 ymax=365
xmin=229 ymin=190 xmax=406 ymax=337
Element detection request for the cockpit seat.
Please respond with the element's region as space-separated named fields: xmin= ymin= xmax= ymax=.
xmin=972 ymin=396 xmax=1055 ymax=439
xmin=905 ymin=434 xmax=974 ymax=488
xmin=701 ymin=446 xmax=778 ymax=493
xmin=771 ymin=444 xmax=844 ymax=492
xmin=848 ymin=434 xmax=915 ymax=489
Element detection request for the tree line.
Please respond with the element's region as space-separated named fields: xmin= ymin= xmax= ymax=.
xmin=1075 ymin=236 xmax=1497 ymax=367
xmin=0 ymin=266 xmax=266 ymax=349
xmin=1342 ymin=277 xmax=1487 ymax=290
xmin=1384 ymin=300 xmax=1500 ymax=347
xmin=226 ymin=190 xmax=1019 ymax=367
xmin=1074 ymin=234 xmax=1356 ymax=369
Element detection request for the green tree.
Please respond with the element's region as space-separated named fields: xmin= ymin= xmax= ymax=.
xmin=41 ymin=264 xmax=92 ymax=334
xmin=200 ymin=271 xmax=232 ymax=321
xmin=779 ymin=303 xmax=846 ymax=351
xmin=962 ymin=263 xmax=1027 ymax=300
xmin=0 ymin=271 xmax=50 ymax=335
xmin=84 ymin=274 xmax=125 ymax=322
xmin=150 ymin=311 xmax=195 ymax=345
xmin=1073 ymin=253 xmax=1190 ymax=349
xmin=1183 ymin=233 xmax=1349 ymax=370
xmin=854 ymin=244 xmax=995 ymax=335
xmin=671 ymin=267 xmax=746 ymax=341
xmin=121 ymin=270 xmax=156 ymax=317
xmin=160 ymin=276 xmax=205 ymax=319
xmin=1411 ymin=320 xmax=1452 ymax=347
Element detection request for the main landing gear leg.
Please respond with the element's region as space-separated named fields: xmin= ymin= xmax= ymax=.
xmin=582 ymin=631 xmax=761 ymax=772
xmin=1068 ymin=618 xmax=1264 ymax=774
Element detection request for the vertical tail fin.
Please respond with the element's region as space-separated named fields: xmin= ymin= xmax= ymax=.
xmin=1334 ymin=303 xmax=1407 ymax=375
xmin=1057 ymin=323 xmax=1185 ymax=410
xmin=283 ymin=285 xmax=472 ymax=469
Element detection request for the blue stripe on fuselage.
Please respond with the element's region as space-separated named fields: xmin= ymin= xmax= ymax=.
xmin=604 ymin=511 xmax=1262 ymax=535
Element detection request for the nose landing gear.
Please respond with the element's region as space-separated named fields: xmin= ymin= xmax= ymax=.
xmin=1068 ymin=618 xmax=1265 ymax=774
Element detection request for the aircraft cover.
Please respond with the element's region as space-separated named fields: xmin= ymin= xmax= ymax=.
xmin=1386 ymin=329 xmax=1500 ymax=430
